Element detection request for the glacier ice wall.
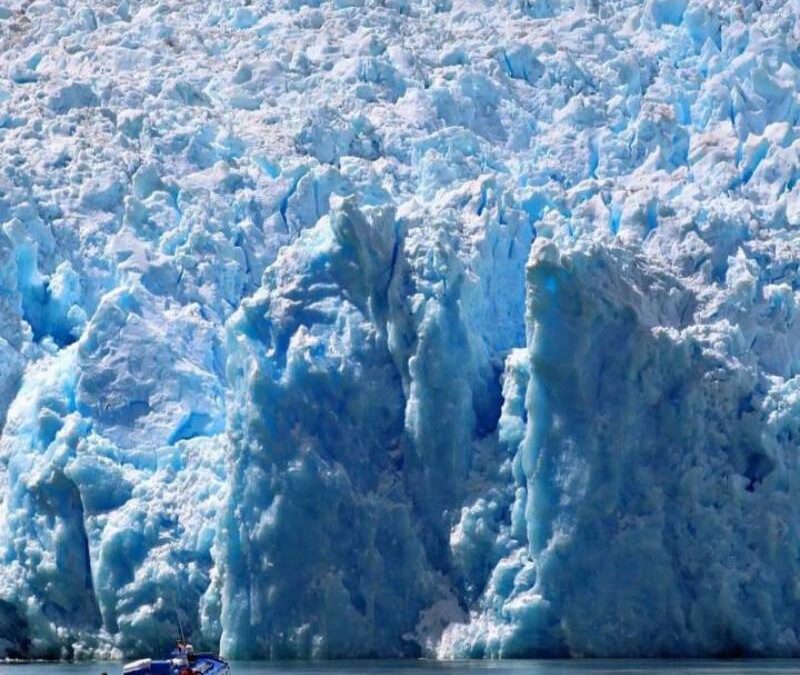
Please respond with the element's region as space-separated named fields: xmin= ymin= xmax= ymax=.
xmin=2 ymin=0 xmax=800 ymax=660
xmin=441 ymin=240 xmax=800 ymax=657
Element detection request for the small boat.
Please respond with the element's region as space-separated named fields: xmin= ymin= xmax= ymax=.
xmin=122 ymin=652 xmax=230 ymax=675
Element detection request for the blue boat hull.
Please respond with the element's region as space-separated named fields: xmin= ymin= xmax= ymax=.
xmin=123 ymin=654 xmax=230 ymax=675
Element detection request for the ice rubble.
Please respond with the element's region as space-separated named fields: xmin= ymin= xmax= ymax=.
xmin=2 ymin=0 xmax=800 ymax=660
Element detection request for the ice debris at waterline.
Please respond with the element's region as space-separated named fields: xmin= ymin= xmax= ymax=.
xmin=1 ymin=0 xmax=800 ymax=661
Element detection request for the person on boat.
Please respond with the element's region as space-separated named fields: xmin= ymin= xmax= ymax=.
xmin=173 ymin=639 xmax=194 ymax=668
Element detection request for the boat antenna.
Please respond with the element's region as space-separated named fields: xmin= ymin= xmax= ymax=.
xmin=177 ymin=612 xmax=186 ymax=643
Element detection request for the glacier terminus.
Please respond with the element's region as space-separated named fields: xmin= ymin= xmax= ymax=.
xmin=2 ymin=0 xmax=800 ymax=661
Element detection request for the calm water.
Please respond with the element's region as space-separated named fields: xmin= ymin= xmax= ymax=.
xmin=2 ymin=661 xmax=800 ymax=675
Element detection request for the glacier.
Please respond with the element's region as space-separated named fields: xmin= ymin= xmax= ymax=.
xmin=2 ymin=0 xmax=800 ymax=660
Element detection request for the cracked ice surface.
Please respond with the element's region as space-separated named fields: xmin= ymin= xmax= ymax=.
xmin=2 ymin=0 xmax=800 ymax=660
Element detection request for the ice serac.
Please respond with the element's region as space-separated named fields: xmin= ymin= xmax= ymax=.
xmin=0 ymin=288 xmax=227 ymax=657
xmin=442 ymin=239 xmax=800 ymax=657
xmin=220 ymin=197 xmax=412 ymax=657
xmin=217 ymin=196 xmax=485 ymax=657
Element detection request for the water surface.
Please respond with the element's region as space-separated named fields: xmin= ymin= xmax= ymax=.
xmin=2 ymin=661 xmax=800 ymax=675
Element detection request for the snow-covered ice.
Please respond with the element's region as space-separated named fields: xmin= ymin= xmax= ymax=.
xmin=2 ymin=0 xmax=800 ymax=660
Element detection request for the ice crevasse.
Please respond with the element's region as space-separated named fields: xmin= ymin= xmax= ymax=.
xmin=3 ymin=0 xmax=800 ymax=660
